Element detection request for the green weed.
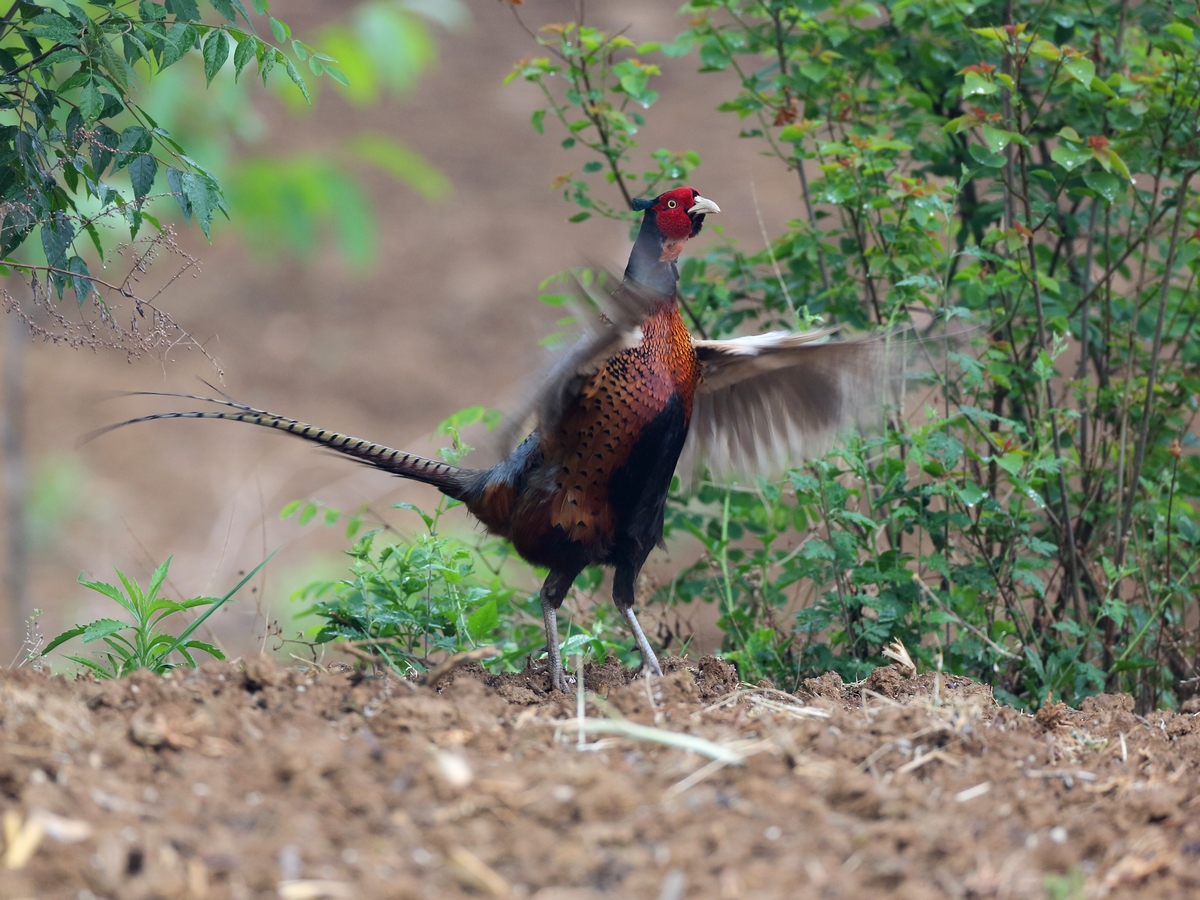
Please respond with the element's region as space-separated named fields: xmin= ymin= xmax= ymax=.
xmin=43 ymin=555 xmax=272 ymax=679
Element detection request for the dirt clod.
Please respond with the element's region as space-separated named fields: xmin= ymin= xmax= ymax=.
xmin=799 ymin=670 xmax=844 ymax=702
xmin=862 ymin=663 xmax=907 ymax=698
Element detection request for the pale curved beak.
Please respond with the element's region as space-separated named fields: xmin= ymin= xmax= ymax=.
xmin=688 ymin=196 xmax=720 ymax=215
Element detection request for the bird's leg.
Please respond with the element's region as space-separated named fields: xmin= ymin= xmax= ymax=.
xmin=538 ymin=568 xmax=581 ymax=693
xmin=613 ymin=563 xmax=663 ymax=677
xmin=540 ymin=595 xmax=568 ymax=693
xmin=624 ymin=607 xmax=664 ymax=677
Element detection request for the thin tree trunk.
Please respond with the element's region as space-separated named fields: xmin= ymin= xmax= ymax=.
xmin=3 ymin=308 xmax=29 ymax=660
xmin=1118 ymin=170 xmax=1195 ymax=566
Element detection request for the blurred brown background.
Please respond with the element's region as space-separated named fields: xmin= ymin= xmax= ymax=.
xmin=1 ymin=0 xmax=802 ymax=662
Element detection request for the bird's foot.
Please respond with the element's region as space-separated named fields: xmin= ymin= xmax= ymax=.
xmin=549 ymin=671 xmax=574 ymax=693
xmin=546 ymin=655 xmax=575 ymax=693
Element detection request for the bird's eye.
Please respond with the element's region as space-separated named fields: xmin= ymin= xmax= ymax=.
xmin=667 ymin=199 xmax=677 ymax=208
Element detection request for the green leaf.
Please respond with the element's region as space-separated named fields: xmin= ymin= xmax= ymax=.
xmin=568 ymin=211 xmax=591 ymax=222
xmin=283 ymin=54 xmax=311 ymax=104
xmin=66 ymin=256 xmax=92 ymax=305
xmin=202 ymin=29 xmax=230 ymax=84
xmin=661 ymin=38 xmax=693 ymax=58
xmin=41 ymin=214 xmax=75 ymax=269
xmin=67 ymin=656 xmax=117 ymax=678
xmin=187 ymin=174 xmax=225 ymax=237
xmin=971 ymin=27 xmax=1007 ymax=42
xmin=233 ymin=35 xmax=256 ymax=80
xmin=183 ymin=639 xmax=225 ymax=660
xmin=1096 ymin=148 xmax=1132 ymax=183
xmin=559 ymin=633 xmax=593 ymax=656
xmin=29 ymin=12 xmax=83 ymax=46
xmin=269 ymin=16 xmax=288 ymax=42
xmin=209 ymin=0 xmax=238 ymax=24
xmin=98 ymin=36 xmax=129 ymax=92
xmin=1050 ymin=144 xmax=1092 ymax=171
xmin=799 ymin=61 xmax=829 ymax=82
xmin=967 ymin=143 xmax=1006 ymax=168
xmin=257 ymin=43 xmax=276 ymax=84
xmin=1064 ymin=57 xmax=1095 ymax=87
xmin=280 ymin=499 xmax=301 ymax=518
xmin=963 ymin=71 xmax=999 ymax=96
xmin=980 ymin=125 xmax=1013 ymax=153
xmin=298 ymin=502 xmax=317 ymax=525
xmin=128 ymin=154 xmax=157 ymax=201
xmin=251 ymin=0 xmax=267 ymax=12
xmin=995 ymin=452 xmax=1024 ymax=476
xmin=392 ymin=501 xmax=434 ymax=529
xmin=1029 ymin=39 xmax=1059 ymax=59
xmin=139 ymin=2 xmax=167 ymax=21
xmin=350 ymin=133 xmax=450 ymax=202
xmin=167 ymin=169 xmax=226 ymax=237
xmin=166 ymin=0 xmax=201 ymax=20
xmin=1166 ymin=22 xmax=1194 ymax=43
xmin=323 ymin=65 xmax=349 ymax=87
xmin=160 ymin=22 xmax=197 ymax=69
xmin=437 ymin=405 xmax=499 ymax=432
xmin=779 ymin=123 xmax=809 ymax=142
xmin=80 ymin=81 xmax=104 ymax=122
xmin=84 ymin=223 xmax=105 ymax=259
xmin=467 ymin=598 xmax=499 ymax=638
xmin=1083 ymin=171 xmax=1123 ymax=204
xmin=81 ymin=618 xmax=130 ymax=644
xmin=78 ymin=573 xmax=128 ymax=609
xmin=42 ymin=625 xmax=87 ymax=655
xmin=698 ymin=39 xmax=730 ymax=71
xmin=118 ymin=125 xmax=154 ymax=158
xmin=531 ymin=109 xmax=546 ymax=135
xmin=147 ymin=557 xmax=172 ymax=602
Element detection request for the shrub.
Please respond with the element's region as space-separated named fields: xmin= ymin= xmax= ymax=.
xmin=499 ymin=0 xmax=1200 ymax=711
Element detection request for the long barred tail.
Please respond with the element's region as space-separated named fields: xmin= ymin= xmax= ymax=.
xmin=85 ymin=392 xmax=474 ymax=498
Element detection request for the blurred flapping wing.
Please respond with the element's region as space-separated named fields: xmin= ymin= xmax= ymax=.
xmin=494 ymin=271 xmax=664 ymax=455
xmin=680 ymin=329 xmax=894 ymax=484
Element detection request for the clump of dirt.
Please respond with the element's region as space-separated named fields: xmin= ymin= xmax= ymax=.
xmin=2 ymin=658 xmax=1199 ymax=900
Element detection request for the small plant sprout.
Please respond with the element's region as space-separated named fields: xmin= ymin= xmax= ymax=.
xmin=44 ymin=554 xmax=275 ymax=678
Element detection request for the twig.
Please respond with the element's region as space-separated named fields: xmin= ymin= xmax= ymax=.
xmin=1118 ymin=169 xmax=1196 ymax=564
xmin=557 ymin=718 xmax=746 ymax=763
xmin=662 ymin=739 xmax=773 ymax=798
xmin=419 ymin=645 xmax=502 ymax=687
xmin=750 ymin=178 xmax=797 ymax=322
xmin=575 ymin=652 xmax=586 ymax=748
xmin=332 ymin=641 xmax=418 ymax=690
xmin=913 ymin=575 xmax=1019 ymax=659
xmin=746 ymin=695 xmax=831 ymax=720
xmin=897 ymin=749 xmax=961 ymax=775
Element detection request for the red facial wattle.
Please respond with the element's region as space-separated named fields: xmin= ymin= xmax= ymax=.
xmin=654 ymin=187 xmax=700 ymax=240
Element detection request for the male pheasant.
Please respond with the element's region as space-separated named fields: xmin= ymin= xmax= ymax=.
xmin=97 ymin=187 xmax=886 ymax=691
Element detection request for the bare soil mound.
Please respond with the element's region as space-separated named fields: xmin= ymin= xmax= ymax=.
xmin=2 ymin=660 xmax=1199 ymax=899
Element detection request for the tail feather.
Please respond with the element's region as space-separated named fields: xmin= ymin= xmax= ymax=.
xmin=85 ymin=393 xmax=474 ymax=498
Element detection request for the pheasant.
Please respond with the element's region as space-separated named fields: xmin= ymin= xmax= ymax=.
xmin=96 ymin=186 xmax=888 ymax=692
